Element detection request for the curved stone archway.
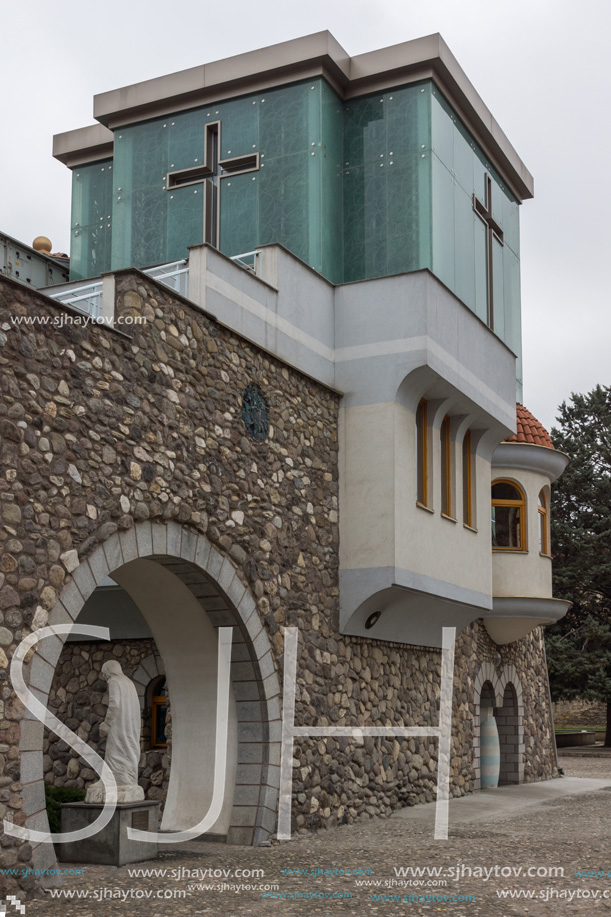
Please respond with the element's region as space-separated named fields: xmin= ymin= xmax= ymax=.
xmin=473 ymin=662 xmax=524 ymax=789
xmin=21 ymin=521 xmax=282 ymax=873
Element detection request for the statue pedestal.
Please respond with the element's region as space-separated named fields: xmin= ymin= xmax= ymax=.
xmin=59 ymin=801 xmax=160 ymax=866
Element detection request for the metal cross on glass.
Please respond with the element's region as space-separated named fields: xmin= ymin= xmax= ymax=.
xmin=473 ymin=173 xmax=504 ymax=330
xmin=166 ymin=121 xmax=259 ymax=248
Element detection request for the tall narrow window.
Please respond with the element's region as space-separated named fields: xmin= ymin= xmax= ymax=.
xmin=416 ymin=399 xmax=428 ymax=506
xmin=462 ymin=430 xmax=473 ymax=527
xmin=151 ymin=677 xmax=168 ymax=748
xmin=491 ymin=481 xmax=526 ymax=551
xmin=440 ymin=415 xmax=451 ymax=516
xmin=538 ymin=490 xmax=549 ymax=555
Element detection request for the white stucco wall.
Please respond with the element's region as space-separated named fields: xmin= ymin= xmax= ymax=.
xmin=491 ymin=466 xmax=552 ymax=599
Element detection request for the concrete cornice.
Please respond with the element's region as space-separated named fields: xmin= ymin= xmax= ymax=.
xmin=492 ymin=595 xmax=572 ymax=622
xmin=492 ymin=441 xmax=569 ymax=482
xmin=53 ymin=123 xmax=114 ymax=168
xmin=53 ymin=30 xmax=533 ymax=199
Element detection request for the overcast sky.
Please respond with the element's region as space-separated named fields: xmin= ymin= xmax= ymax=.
xmin=2 ymin=0 xmax=609 ymax=433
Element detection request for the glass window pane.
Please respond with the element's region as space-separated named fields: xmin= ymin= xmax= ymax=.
xmin=416 ymin=401 xmax=425 ymax=503
xmin=492 ymin=505 xmax=521 ymax=548
xmin=492 ymin=482 xmax=521 ymax=501
xmin=155 ymin=703 xmax=167 ymax=745
xmin=462 ymin=432 xmax=471 ymax=526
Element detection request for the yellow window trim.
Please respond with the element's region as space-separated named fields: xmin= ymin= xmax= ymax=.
xmin=491 ymin=479 xmax=526 ymax=551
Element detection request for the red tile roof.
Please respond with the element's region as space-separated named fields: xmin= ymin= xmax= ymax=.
xmin=505 ymin=403 xmax=554 ymax=449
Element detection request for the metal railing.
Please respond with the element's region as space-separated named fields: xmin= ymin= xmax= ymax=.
xmin=230 ymin=250 xmax=262 ymax=277
xmin=48 ymin=279 xmax=104 ymax=318
xmin=144 ymin=259 xmax=189 ymax=298
xmin=47 ymin=251 xmax=261 ymax=319
xmin=48 ymin=259 xmax=190 ymax=318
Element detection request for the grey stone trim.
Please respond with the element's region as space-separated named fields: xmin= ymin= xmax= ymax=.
xmin=88 ymin=549 xmax=110 ymax=585
xmin=25 ymin=521 xmax=281 ymax=873
xmin=473 ymin=662 xmax=524 ymax=790
xmin=151 ymin=523 xmax=168 ymax=555
xmin=135 ymin=521 xmax=153 ymax=558
xmin=103 ymin=534 xmax=124 ymax=575
xmin=133 ymin=653 xmax=164 ymax=710
xmin=21 ymin=781 xmax=46 ymax=814
xmin=28 ymin=653 xmax=55 ymax=696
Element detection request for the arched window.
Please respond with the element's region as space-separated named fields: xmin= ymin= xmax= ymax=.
xmin=538 ymin=490 xmax=549 ymax=555
xmin=462 ymin=430 xmax=474 ymax=527
xmin=416 ymin=399 xmax=428 ymax=506
xmin=491 ymin=480 xmax=526 ymax=551
xmin=151 ymin=677 xmax=168 ymax=748
xmin=440 ymin=415 xmax=452 ymax=517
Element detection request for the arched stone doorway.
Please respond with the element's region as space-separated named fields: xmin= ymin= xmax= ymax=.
xmin=21 ymin=521 xmax=281 ymax=873
xmin=473 ymin=662 xmax=524 ymax=788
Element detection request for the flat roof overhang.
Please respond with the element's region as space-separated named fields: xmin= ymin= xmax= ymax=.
xmin=53 ymin=31 xmax=533 ymax=200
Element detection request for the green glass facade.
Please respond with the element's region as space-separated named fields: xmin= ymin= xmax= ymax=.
xmin=70 ymin=160 xmax=113 ymax=282
xmin=429 ymin=88 xmax=522 ymax=392
xmin=70 ymin=78 xmax=521 ymax=381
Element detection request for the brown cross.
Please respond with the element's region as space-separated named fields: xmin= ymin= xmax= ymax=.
xmin=166 ymin=121 xmax=259 ymax=248
xmin=473 ymin=173 xmax=504 ymax=330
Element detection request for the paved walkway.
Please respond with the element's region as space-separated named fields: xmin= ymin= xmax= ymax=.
xmin=21 ymin=755 xmax=611 ymax=916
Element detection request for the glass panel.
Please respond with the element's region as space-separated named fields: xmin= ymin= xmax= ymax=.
xmin=502 ymin=192 xmax=520 ymax=257
xmin=321 ymin=84 xmax=344 ymax=283
xmin=492 ymin=505 xmax=521 ymax=548
xmin=473 ymin=213 xmax=487 ymax=323
xmin=453 ymin=127 xmax=474 ymax=196
xmin=462 ymin=432 xmax=471 ymax=526
xmin=492 ymin=482 xmax=521 ymax=501
xmin=441 ymin=417 xmax=450 ymax=514
xmin=431 ymin=90 xmax=454 ymax=165
xmin=454 ymin=184 xmax=475 ymax=308
xmin=154 ymin=703 xmax=167 ymax=746
xmin=492 ymin=236 xmax=505 ymax=339
xmin=538 ymin=490 xmax=547 ymax=553
xmin=416 ymin=401 xmax=426 ymax=504
xmin=430 ymin=88 xmax=522 ymax=384
xmin=95 ymin=69 xmax=522 ymax=381
xmin=219 ymin=171 xmax=258 ymax=258
xmin=70 ymin=160 xmax=114 ymax=281
xmin=431 ymin=154 xmax=455 ymax=289
xmin=342 ymin=83 xmax=432 ymax=282
xmin=257 ymin=151 xmax=311 ymax=265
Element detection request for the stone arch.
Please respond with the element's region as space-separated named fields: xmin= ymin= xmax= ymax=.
xmin=21 ymin=521 xmax=282 ymax=874
xmin=473 ymin=662 xmax=524 ymax=788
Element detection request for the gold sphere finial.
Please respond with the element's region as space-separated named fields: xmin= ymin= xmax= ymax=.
xmin=32 ymin=236 xmax=53 ymax=254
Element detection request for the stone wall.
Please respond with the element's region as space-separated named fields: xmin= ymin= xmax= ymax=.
xmin=0 ymin=271 xmax=558 ymax=897
xmin=45 ymin=639 xmax=170 ymax=808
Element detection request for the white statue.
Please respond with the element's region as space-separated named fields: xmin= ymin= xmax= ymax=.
xmin=85 ymin=660 xmax=144 ymax=804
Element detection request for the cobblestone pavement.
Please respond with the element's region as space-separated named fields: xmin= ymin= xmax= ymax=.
xmin=18 ymin=756 xmax=611 ymax=917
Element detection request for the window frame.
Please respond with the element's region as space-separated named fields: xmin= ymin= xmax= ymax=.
xmin=440 ymin=415 xmax=453 ymax=518
xmin=416 ymin=398 xmax=429 ymax=508
xmin=491 ymin=479 xmax=527 ymax=552
xmin=151 ymin=676 xmax=168 ymax=749
xmin=462 ymin=429 xmax=474 ymax=528
xmin=538 ymin=489 xmax=549 ymax=556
